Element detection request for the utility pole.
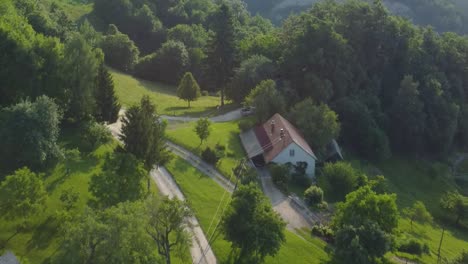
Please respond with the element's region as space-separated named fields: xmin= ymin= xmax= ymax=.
xmin=437 ymin=228 xmax=445 ymax=264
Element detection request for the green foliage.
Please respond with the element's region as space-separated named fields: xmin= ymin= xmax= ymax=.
xmin=59 ymin=187 xmax=80 ymax=212
xmin=333 ymin=221 xmax=392 ymax=264
xmin=333 ymin=186 xmax=399 ymax=234
xmin=290 ymin=98 xmax=340 ymax=150
xmin=55 ymin=202 xmax=160 ymax=264
xmin=222 ymin=183 xmax=286 ymax=263
xmin=332 ymin=186 xmax=398 ymax=263
xmin=120 ymin=96 xmax=171 ymax=172
xmin=101 ymin=24 xmax=139 ymax=72
xmin=304 ymin=186 xmax=324 ymax=207
xmin=145 ymin=196 xmax=192 ymax=264
xmin=0 ymin=96 xmax=62 ymax=173
xmin=0 ymin=168 xmax=47 ymax=225
xmin=95 ymin=65 xmax=121 ymax=123
xmin=194 ymin=117 xmax=211 ymax=144
xmin=63 ymin=33 xmax=102 ymax=122
xmin=135 ymin=41 xmax=189 ymax=85
xmin=270 ymin=163 xmax=291 ymax=193
xmin=397 ymin=238 xmax=430 ymax=256
xmin=227 ymin=55 xmax=276 ymax=103
xmin=402 ymin=201 xmax=433 ymax=228
xmin=80 ymin=121 xmax=112 ymax=151
xmin=238 ymin=118 xmax=256 ymax=132
xmin=201 ymin=147 xmax=219 ymax=165
xmin=205 ymin=3 xmax=237 ymax=106
xmin=334 ymin=98 xmax=391 ymax=161
xmin=177 ymin=72 xmax=201 ymax=108
xmin=245 ymin=79 xmax=285 ymax=122
xmin=440 ymin=191 xmax=468 ymax=225
xmin=311 ymin=224 xmax=334 ymax=241
xmin=318 ymin=162 xmax=362 ymax=202
xmin=89 ymin=153 xmax=147 ymax=208
xmin=452 ymin=251 xmax=468 ymax=264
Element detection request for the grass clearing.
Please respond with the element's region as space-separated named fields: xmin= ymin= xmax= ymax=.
xmin=346 ymin=154 xmax=468 ymax=262
xmin=110 ymin=68 xmax=237 ymax=117
xmin=167 ymin=119 xmax=250 ymax=179
xmin=47 ymin=0 xmax=93 ymax=21
xmin=165 ymin=156 xmax=330 ymax=264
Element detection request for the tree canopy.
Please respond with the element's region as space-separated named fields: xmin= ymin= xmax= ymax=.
xmin=222 ymin=183 xmax=286 ymax=263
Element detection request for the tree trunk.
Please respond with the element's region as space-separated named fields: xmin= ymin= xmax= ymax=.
xmin=188 ymin=100 xmax=191 ymax=108
xmin=147 ymin=177 xmax=151 ymax=192
xmin=221 ymin=88 xmax=225 ymax=106
xmin=455 ymin=214 xmax=461 ymax=225
xmin=165 ymin=242 xmax=171 ymax=264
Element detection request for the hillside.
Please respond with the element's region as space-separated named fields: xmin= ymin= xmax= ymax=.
xmin=245 ymin=0 xmax=468 ymax=34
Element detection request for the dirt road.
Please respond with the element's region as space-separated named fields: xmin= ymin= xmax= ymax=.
xmin=161 ymin=108 xmax=242 ymax=123
xmin=150 ymin=168 xmax=216 ymax=264
xmin=107 ymin=115 xmax=216 ymax=264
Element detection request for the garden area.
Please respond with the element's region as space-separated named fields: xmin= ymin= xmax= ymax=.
xmin=166 ymin=118 xmax=251 ymax=179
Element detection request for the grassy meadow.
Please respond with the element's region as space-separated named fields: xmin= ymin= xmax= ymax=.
xmin=110 ymin=68 xmax=237 ymax=117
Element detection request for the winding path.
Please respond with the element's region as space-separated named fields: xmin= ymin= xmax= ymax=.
xmin=107 ymin=117 xmax=216 ymax=264
xmin=161 ymin=108 xmax=242 ymax=123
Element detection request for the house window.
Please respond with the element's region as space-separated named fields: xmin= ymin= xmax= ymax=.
xmin=289 ymin=149 xmax=295 ymax=157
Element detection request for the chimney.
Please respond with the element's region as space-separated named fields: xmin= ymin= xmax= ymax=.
xmin=270 ymin=119 xmax=276 ymax=134
xmin=280 ymin=128 xmax=285 ymax=139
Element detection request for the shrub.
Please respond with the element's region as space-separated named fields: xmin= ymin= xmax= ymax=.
xmin=311 ymin=224 xmax=334 ymax=242
xmin=238 ymin=119 xmax=256 ymax=132
xmin=202 ymin=147 xmax=219 ymax=165
xmin=81 ymin=122 xmax=112 ymax=151
xmin=452 ymin=251 xmax=468 ymax=264
xmin=270 ymin=163 xmax=291 ymax=192
xmin=304 ymin=186 xmax=324 ymax=207
xmin=397 ymin=239 xmax=429 ymax=256
xmin=201 ymin=90 xmax=209 ymax=96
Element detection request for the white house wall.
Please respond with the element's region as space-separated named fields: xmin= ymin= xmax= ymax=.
xmin=271 ymin=142 xmax=316 ymax=178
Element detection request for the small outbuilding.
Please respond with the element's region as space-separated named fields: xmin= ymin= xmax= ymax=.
xmin=240 ymin=113 xmax=317 ymax=178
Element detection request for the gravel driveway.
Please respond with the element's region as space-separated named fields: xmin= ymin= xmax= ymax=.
xmin=257 ymin=168 xmax=313 ymax=230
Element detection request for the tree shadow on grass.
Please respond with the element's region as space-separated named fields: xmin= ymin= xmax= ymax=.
xmin=46 ymin=158 xmax=98 ymax=193
xmin=27 ymin=216 xmax=58 ymax=251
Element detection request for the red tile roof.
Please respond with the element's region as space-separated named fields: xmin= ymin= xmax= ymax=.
xmin=255 ymin=113 xmax=316 ymax=163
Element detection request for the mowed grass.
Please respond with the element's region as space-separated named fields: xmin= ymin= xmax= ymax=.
xmin=396 ymin=219 xmax=468 ymax=263
xmin=110 ymin=68 xmax=236 ymax=117
xmin=167 ymin=119 xmax=250 ymax=179
xmin=0 ymin=133 xmax=183 ymax=263
xmin=0 ymin=140 xmax=116 ymax=263
xmin=349 ymin=155 xmax=468 ymax=262
xmin=165 ymin=157 xmax=330 ymax=264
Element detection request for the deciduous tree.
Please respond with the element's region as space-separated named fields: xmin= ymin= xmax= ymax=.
xmin=0 ymin=168 xmax=47 ymax=227
xmin=290 ymin=98 xmax=340 ymax=150
xmin=222 ymin=183 xmax=285 ymax=263
xmin=245 ymin=79 xmax=285 ymax=122
xmin=318 ymin=162 xmax=361 ymax=202
xmin=177 ymin=72 xmax=201 ymax=108
xmin=90 ymin=153 xmax=147 ymax=208
xmin=145 ymin=197 xmax=192 ymax=264
xmin=194 ymin=118 xmax=211 ymax=145
xmin=440 ymin=191 xmax=468 ymax=225
xmin=402 ymin=201 xmax=433 ymax=229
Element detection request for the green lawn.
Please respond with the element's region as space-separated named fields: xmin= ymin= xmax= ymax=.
xmin=0 ymin=133 xmax=182 ymax=264
xmin=110 ymin=68 xmax=237 ymax=117
xmin=165 ymin=157 xmax=330 ymax=264
xmin=167 ymin=119 xmax=250 ymax=179
xmin=347 ymin=155 xmax=468 ymax=262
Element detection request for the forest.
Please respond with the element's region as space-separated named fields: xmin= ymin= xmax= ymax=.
xmin=1 ymin=0 xmax=468 ymax=263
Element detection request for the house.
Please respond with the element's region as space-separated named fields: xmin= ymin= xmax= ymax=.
xmin=240 ymin=113 xmax=317 ymax=178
